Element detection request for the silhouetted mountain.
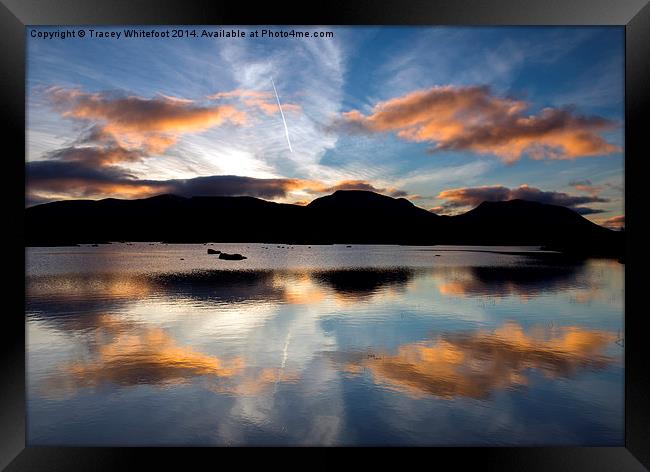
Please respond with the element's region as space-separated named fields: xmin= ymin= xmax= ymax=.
xmin=308 ymin=190 xmax=430 ymax=215
xmin=305 ymin=190 xmax=441 ymax=244
xmin=25 ymin=191 xmax=623 ymax=257
xmin=442 ymin=199 xmax=621 ymax=255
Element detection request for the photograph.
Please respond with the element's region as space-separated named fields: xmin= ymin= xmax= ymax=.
xmin=23 ymin=24 xmax=627 ymax=447
xmin=2 ymin=1 xmax=650 ymax=469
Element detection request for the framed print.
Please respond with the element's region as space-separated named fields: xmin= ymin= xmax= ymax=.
xmin=2 ymin=0 xmax=649 ymax=469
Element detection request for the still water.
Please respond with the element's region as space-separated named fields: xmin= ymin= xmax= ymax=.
xmin=26 ymin=243 xmax=624 ymax=446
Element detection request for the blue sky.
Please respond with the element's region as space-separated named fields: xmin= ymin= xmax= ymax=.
xmin=26 ymin=26 xmax=624 ymax=228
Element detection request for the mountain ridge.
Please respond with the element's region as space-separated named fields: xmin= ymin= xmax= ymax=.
xmin=25 ymin=190 xmax=623 ymax=257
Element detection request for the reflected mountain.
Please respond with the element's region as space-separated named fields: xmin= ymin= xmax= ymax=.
xmin=27 ymin=262 xmax=607 ymax=332
xmin=149 ymin=270 xmax=285 ymax=304
xmin=155 ymin=268 xmax=416 ymax=303
xmin=27 ymin=268 xmax=419 ymax=321
xmin=435 ymin=263 xmax=590 ymax=298
xmin=309 ymin=268 xmax=414 ymax=300
xmin=26 ymin=273 xmax=156 ymax=324
xmin=26 ymin=271 xmax=284 ymax=319
xmin=330 ymin=321 xmax=617 ymax=399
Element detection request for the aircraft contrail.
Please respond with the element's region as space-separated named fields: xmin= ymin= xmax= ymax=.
xmin=271 ymin=77 xmax=293 ymax=153
xmin=274 ymin=329 xmax=292 ymax=394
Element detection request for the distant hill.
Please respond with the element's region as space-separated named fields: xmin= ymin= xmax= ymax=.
xmin=444 ymin=199 xmax=621 ymax=255
xmin=24 ymin=190 xmax=623 ymax=257
xmin=305 ymin=190 xmax=441 ymax=244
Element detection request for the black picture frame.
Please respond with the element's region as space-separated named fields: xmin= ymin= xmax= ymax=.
xmin=2 ymin=0 xmax=648 ymax=469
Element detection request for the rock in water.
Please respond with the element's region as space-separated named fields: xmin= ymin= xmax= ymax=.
xmin=207 ymin=249 xmax=221 ymax=254
xmin=218 ymin=252 xmax=247 ymax=260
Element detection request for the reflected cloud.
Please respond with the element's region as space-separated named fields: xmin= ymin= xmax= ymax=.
xmin=331 ymin=322 xmax=617 ymax=399
xmin=276 ymin=272 xmax=327 ymax=305
xmin=209 ymin=369 xmax=300 ymax=396
xmin=40 ymin=314 xmax=299 ymax=399
xmin=30 ymin=264 xmax=620 ymax=402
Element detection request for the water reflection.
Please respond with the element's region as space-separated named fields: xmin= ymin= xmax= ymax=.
xmin=26 ymin=253 xmax=623 ymax=445
xmin=330 ymin=322 xmax=617 ymax=399
xmin=310 ymin=268 xmax=414 ymax=300
xmin=26 ymin=268 xmax=419 ymax=319
xmin=38 ymin=314 xmax=618 ymax=403
xmin=40 ymin=313 xmax=299 ymax=399
xmin=435 ymin=264 xmax=588 ymax=298
xmin=28 ymin=262 xmax=614 ymax=315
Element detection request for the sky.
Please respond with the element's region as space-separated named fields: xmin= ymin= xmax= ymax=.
xmin=26 ymin=26 xmax=624 ymax=229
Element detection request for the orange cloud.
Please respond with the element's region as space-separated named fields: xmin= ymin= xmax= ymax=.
xmin=47 ymin=145 xmax=144 ymax=167
xmin=334 ymin=85 xmax=620 ymax=162
xmin=597 ymin=215 xmax=624 ymax=230
xmin=569 ymin=179 xmax=604 ymax=197
xmin=46 ymin=87 xmax=247 ymax=156
xmin=27 ymin=156 xmax=415 ymax=208
xmin=574 ymin=184 xmax=600 ymax=194
xmin=321 ymin=180 xmax=409 ymax=198
xmin=267 ymin=179 xmax=413 ymax=201
xmin=26 ymin=160 xmax=169 ymax=201
xmin=336 ymin=322 xmax=617 ymax=399
xmin=435 ymin=184 xmax=608 ymax=215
